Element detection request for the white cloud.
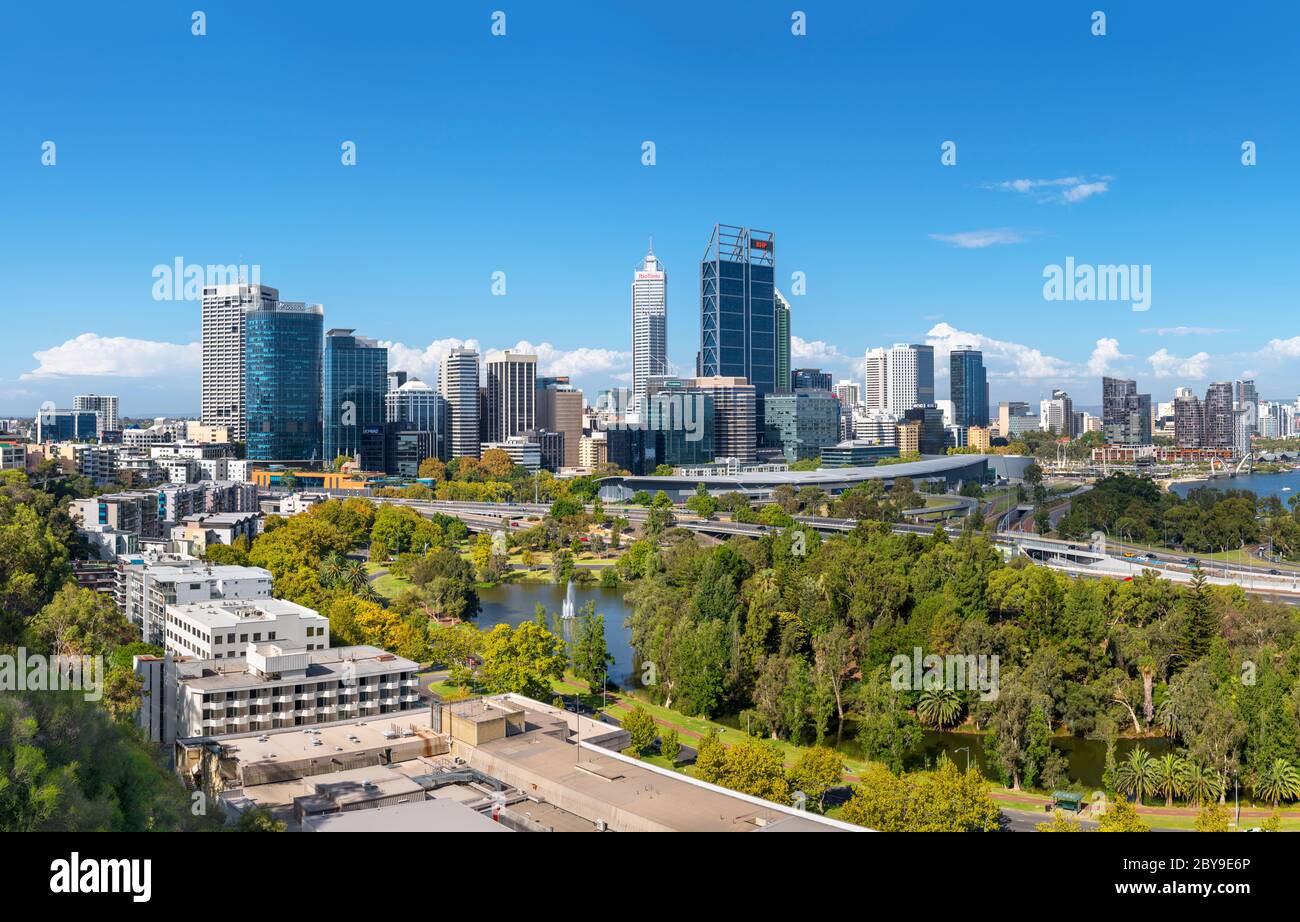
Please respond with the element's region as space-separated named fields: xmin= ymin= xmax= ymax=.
xmin=1140 ymin=326 xmax=1234 ymax=337
xmin=1086 ymin=337 xmax=1132 ymax=376
xmin=498 ymin=341 xmax=631 ymax=379
xmin=24 ymin=333 xmax=200 ymax=379
xmin=1147 ymin=348 xmax=1211 ymax=379
xmin=1262 ymin=336 xmax=1300 ymax=359
xmin=379 ymin=337 xmax=481 ymax=383
xmin=925 ymin=322 xmax=1076 ymax=380
xmin=990 ymin=175 xmax=1112 ymax=204
xmin=791 ymin=336 xmax=849 ymax=366
xmin=929 ymin=229 xmax=1024 ymax=249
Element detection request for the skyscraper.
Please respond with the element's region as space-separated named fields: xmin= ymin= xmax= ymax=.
xmin=631 ymin=242 xmax=667 ymax=411
xmin=485 ymin=351 xmax=537 ymax=442
xmin=385 ymin=377 xmax=447 ymax=468
xmin=201 ymin=283 xmax=278 ymax=442
xmin=536 ymin=376 xmax=584 ymax=469
xmin=1174 ymin=388 xmax=1205 ymax=448
xmin=774 ymin=290 xmax=792 ymax=394
xmin=245 ymin=300 xmax=324 ymax=461
xmin=323 ymin=328 xmax=388 ymax=469
xmin=885 ymin=344 xmax=935 ymax=415
xmin=440 ymin=348 xmax=481 ymax=459
xmin=699 ymin=224 xmax=776 ymax=396
xmin=864 ymin=347 xmax=888 ymax=410
xmin=948 ymin=347 xmax=988 ymax=427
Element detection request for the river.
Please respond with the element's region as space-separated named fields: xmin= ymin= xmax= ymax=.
xmin=1170 ymin=468 xmax=1300 ymax=502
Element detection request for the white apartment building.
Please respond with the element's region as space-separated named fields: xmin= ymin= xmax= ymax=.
xmin=137 ymin=644 xmax=421 ymax=744
xmin=0 ymin=442 xmax=26 ymax=471
xmin=440 ymin=347 xmax=481 ymax=459
xmin=201 ymin=283 xmax=279 ymax=442
xmin=73 ymin=394 xmax=120 ymax=434
xmin=117 ymin=555 xmax=273 ymax=645
xmin=631 ymin=243 xmax=668 ymax=411
xmin=164 ymin=597 xmax=328 ymax=661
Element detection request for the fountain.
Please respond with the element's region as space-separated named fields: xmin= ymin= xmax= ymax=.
xmin=560 ymin=579 xmax=576 ymax=619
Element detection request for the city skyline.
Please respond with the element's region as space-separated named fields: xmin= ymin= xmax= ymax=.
xmin=4 ymin=2 xmax=1300 ymax=415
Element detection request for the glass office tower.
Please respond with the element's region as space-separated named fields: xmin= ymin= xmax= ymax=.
xmin=323 ymin=328 xmax=388 ymax=469
xmin=699 ymin=224 xmax=776 ymax=396
xmin=949 ymin=347 xmax=988 ymax=427
xmin=245 ymin=301 xmax=324 ymax=460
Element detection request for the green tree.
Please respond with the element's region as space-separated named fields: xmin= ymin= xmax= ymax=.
xmin=787 ymin=746 xmax=844 ymax=811
xmin=1095 ymin=797 xmax=1150 ymax=832
xmin=622 ymin=705 xmax=658 ymax=755
xmin=480 ymin=621 xmax=567 ymax=700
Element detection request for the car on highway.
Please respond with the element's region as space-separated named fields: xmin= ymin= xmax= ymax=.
xmin=1269 ymin=569 xmax=1282 ymax=575
xmin=1144 ymin=552 xmax=1160 ymax=561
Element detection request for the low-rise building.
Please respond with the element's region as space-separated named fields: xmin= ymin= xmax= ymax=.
xmin=117 ymin=554 xmax=273 ymax=645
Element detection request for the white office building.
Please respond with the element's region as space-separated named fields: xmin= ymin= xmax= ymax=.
xmin=440 ymin=347 xmax=481 ymax=459
xmin=864 ymin=347 xmax=888 ymax=411
xmin=884 ymin=344 xmax=935 ymax=415
xmin=201 ymin=283 xmax=278 ymax=442
xmin=484 ymin=351 xmax=537 ymax=442
xmin=631 ymin=242 xmax=668 ymax=411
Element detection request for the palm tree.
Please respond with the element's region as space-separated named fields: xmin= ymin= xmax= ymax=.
xmin=1114 ymin=746 xmax=1158 ymax=805
xmin=1253 ymin=758 xmax=1300 ymax=808
xmin=319 ymin=553 xmax=345 ymax=588
xmin=342 ymin=559 xmax=369 ymax=593
xmin=916 ymin=688 xmax=964 ymax=729
xmin=1179 ymin=759 xmax=1222 ymax=807
xmin=1151 ymin=752 xmax=1186 ymax=807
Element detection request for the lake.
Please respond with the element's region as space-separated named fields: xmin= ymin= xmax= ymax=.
xmin=1170 ymin=468 xmax=1300 ymax=502
xmin=476 ymin=583 xmax=1167 ymax=789
xmin=475 ymin=582 xmax=639 ymax=687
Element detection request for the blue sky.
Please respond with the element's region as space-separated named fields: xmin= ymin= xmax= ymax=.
xmin=2 ymin=0 xmax=1298 ymax=416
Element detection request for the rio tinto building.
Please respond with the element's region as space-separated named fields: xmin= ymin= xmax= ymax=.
xmin=631 ymin=241 xmax=667 ymax=412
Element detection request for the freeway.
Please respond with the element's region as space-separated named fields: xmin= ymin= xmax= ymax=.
xmin=337 ymin=494 xmax=1300 ymax=600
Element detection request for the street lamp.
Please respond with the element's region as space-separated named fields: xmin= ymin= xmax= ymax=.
xmin=955 ymin=746 xmax=971 ymax=773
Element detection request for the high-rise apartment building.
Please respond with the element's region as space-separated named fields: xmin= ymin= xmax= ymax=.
xmin=1174 ymin=389 xmax=1205 ymax=448
xmin=1101 ymin=376 xmax=1152 ymax=445
xmin=948 ymin=348 xmax=988 ymax=427
xmin=484 ymin=351 xmax=537 ymax=443
xmin=323 ymin=329 xmax=387 ymax=469
xmin=1203 ymin=381 xmax=1235 ymax=450
xmin=440 ymin=348 xmax=481 ymax=459
xmin=245 ymin=300 xmax=324 ymax=461
xmin=774 ymin=290 xmax=793 ymax=395
xmin=201 ymin=283 xmax=278 ymax=442
xmin=699 ymin=224 xmax=776 ymax=396
xmin=73 ymin=394 xmax=119 ymax=435
xmin=631 ymin=243 xmax=668 ymax=411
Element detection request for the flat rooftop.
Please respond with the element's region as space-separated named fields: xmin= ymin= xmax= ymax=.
xmin=179 ymin=710 xmax=438 ymax=763
xmin=168 ymin=597 xmax=323 ymax=629
xmin=177 ymin=644 xmax=417 ymax=691
xmin=303 ymin=797 xmax=509 ymax=833
xmin=467 ymin=707 xmax=855 ymax=833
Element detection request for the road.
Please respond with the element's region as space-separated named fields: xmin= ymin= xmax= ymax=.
xmin=330 ymin=494 xmax=1300 ymax=600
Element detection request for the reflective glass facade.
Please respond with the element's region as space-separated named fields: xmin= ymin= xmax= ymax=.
xmin=949 ymin=348 xmax=988 ymax=427
xmin=700 ymin=225 xmax=776 ymax=396
xmin=245 ymin=302 xmax=324 ymax=460
xmin=323 ymin=329 xmax=388 ymax=468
